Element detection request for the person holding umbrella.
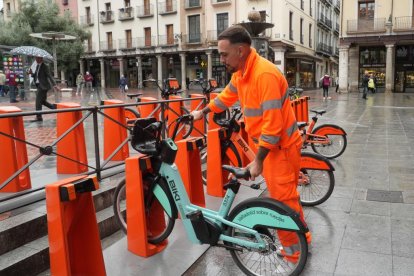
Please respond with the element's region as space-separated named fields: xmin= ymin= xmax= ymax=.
xmin=28 ymin=56 xmax=59 ymax=122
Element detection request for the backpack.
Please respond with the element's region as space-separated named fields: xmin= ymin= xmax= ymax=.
xmin=368 ymin=78 xmax=375 ymax=88
xmin=323 ymin=77 xmax=330 ymax=86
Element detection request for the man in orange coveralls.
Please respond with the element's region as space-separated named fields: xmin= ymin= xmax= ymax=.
xmin=191 ymin=25 xmax=311 ymax=264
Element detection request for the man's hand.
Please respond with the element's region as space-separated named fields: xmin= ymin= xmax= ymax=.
xmin=246 ymin=159 xmax=264 ymax=181
xmin=191 ymin=110 xmax=204 ymax=121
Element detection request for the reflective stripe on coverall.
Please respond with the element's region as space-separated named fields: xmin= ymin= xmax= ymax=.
xmin=208 ymin=48 xmax=311 ymax=262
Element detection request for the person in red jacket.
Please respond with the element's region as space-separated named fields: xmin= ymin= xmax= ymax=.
xmin=191 ymin=25 xmax=310 ymax=264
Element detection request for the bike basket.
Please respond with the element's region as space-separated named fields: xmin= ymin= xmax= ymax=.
xmin=131 ymin=118 xmax=161 ymax=155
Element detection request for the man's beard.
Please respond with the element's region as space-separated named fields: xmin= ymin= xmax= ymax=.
xmin=225 ymin=65 xmax=236 ymax=74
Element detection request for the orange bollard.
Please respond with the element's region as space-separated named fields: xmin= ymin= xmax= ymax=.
xmin=103 ymin=100 xmax=129 ymax=161
xmin=296 ymin=98 xmax=304 ymax=122
xmin=56 ymin=103 xmax=88 ymax=174
xmin=46 ymin=176 xmax=106 ymax=276
xmin=126 ymin=155 xmax=168 ymax=257
xmin=139 ymin=96 xmax=159 ymax=119
xmin=208 ymin=93 xmax=221 ymax=130
xmin=168 ymin=95 xmax=183 ymax=139
xmin=301 ymin=96 xmax=310 ymax=123
xmin=175 ymin=137 xmax=206 ymax=207
xmin=0 ymin=106 xmax=31 ymax=192
xmin=190 ymin=94 xmax=205 ymax=137
xmin=206 ymin=128 xmax=227 ymax=197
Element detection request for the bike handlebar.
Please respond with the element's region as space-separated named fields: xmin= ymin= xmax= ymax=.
xmin=222 ymin=165 xmax=251 ymax=180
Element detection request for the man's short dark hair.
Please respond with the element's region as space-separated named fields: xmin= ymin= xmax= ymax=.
xmin=218 ymin=25 xmax=252 ymax=45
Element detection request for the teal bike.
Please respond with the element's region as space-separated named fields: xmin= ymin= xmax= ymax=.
xmin=113 ymin=115 xmax=310 ymax=275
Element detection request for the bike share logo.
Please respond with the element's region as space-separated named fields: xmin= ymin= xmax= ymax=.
xmin=169 ymin=180 xmax=181 ymax=201
xmin=237 ymin=138 xmax=249 ymax=152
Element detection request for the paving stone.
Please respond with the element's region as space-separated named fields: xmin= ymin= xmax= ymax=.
xmin=393 ymin=256 xmax=414 ymax=276
xmin=335 ymin=249 xmax=392 ymax=276
xmin=341 ymin=227 xmax=391 ymax=254
xmin=367 ymin=189 xmax=403 ymax=203
xmin=350 ymin=199 xmax=390 ymax=217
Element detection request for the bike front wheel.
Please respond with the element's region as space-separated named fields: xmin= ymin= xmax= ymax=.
xmin=310 ymin=133 xmax=347 ymax=159
xmin=227 ymin=199 xmax=308 ymax=276
xmin=112 ymin=177 xmax=175 ymax=244
xmin=298 ymin=168 xmax=335 ymax=206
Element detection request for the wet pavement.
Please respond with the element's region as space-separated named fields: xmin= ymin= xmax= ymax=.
xmin=2 ymin=87 xmax=414 ymax=275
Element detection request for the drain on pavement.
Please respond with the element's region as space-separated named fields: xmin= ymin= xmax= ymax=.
xmin=366 ymin=189 xmax=403 ymax=203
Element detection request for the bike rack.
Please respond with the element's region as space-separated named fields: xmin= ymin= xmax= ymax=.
xmin=206 ymin=128 xmax=228 ymax=197
xmin=103 ymin=99 xmax=129 ymax=161
xmin=175 ymin=137 xmax=206 ymax=207
xmin=167 ymin=95 xmax=184 ymax=139
xmin=46 ymin=175 xmax=106 ymax=276
xmin=208 ymin=93 xmax=221 ymax=130
xmin=238 ymin=120 xmax=257 ymax=166
xmin=0 ymin=106 xmax=31 ymax=192
xmin=125 ymin=155 xmax=168 ymax=257
xmin=189 ymin=94 xmax=206 ymax=137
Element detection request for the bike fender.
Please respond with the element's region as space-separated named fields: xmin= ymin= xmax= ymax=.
xmin=301 ymin=152 xmax=335 ymax=171
xmin=229 ymin=198 xmax=308 ymax=233
xmin=153 ymin=178 xmax=178 ymax=219
xmin=312 ymin=124 xmax=347 ymax=136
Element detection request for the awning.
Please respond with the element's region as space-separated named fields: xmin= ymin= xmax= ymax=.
xmin=286 ymin=51 xmax=324 ymax=62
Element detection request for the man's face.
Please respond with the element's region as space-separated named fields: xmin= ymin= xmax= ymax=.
xmin=35 ymin=57 xmax=43 ymax=63
xmin=218 ymin=39 xmax=242 ymax=74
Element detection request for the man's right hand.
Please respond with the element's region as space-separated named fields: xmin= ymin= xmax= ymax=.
xmin=190 ymin=110 xmax=204 ymax=121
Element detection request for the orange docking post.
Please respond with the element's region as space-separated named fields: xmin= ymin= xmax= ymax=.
xmin=56 ymin=103 xmax=88 ymax=174
xmin=206 ymin=128 xmax=227 ymax=197
xmin=190 ymin=94 xmax=206 ymax=137
xmin=46 ymin=176 xmax=106 ymax=276
xmin=167 ymin=95 xmax=183 ymax=139
xmin=175 ymin=137 xmax=206 ymax=207
xmin=0 ymin=106 xmax=31 ymax=192
xmin=103 ymin=99 xmax=129 ymax=161
xmin=126 ymin=155 xmax=168 ymax=257
xmin=139 ymin=96 xmax=159 ymax=119
xmin=208 ymin=93 xmax=221 ymax=130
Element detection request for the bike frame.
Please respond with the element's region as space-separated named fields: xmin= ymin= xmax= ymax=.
xmin=303 ymin=113 xmax=347 ymax=146
xmin=153 ymin=139 xmax=302 ymax=249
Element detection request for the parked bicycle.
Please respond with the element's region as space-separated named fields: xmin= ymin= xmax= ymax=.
xmin=200 ymin=108 xmax=335 ymax=206
xmin=301 ymin=109 xmax=347 ymax=159
xmin=288 ymin=86 xmax=304 ymax=100
xmin=113 ymin=114 xmax=309 ymax=275
xmin=123 ymin=78 xmax=193 ymax=138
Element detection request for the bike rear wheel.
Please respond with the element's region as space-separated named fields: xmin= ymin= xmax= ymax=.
xmin=298 ymin=169 xmax=335 ymax=206
xmin=227 ymin=199 xmax=308 ymax=276
xmin=310 ymin=133 xmax=347 ymax=159
xmin=112 ymin=177 xmax=175 ymax=244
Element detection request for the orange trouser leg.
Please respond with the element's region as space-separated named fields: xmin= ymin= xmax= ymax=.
xmin=261 ymin=140 xmax=311 ymax=261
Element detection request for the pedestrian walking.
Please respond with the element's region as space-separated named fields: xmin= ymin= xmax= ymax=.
xmin=76 ymin=73 xmax=84 ymax=95
xmin=119 ymin=74 xmax=128 ymax=93
xmin=6 ymin=70 xmax=18 ymax=103
xmin=0 ymin=70 xmax=6 ymax=97
xmin=368 ymin=73 xmax=376 ymax=94
xmin=84 ymin=71 xmax=93 ymax=92
xmin=335 ymin=75 xmax=339 ymax=93
xmin=362 ymin=71 xmax=370 ymax=99
xmin=28 ymin=56 xmax=59 ymax=122
xmin=320 ymin=74 xmax=331 ymax=100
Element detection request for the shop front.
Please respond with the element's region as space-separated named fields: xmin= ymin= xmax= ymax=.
xmin=286 ymin=57 xmax=316 ymax=88
xmin=395 ymin=45 xmax=414 ymax=93
xmin=359 ymin=46 xmax=386 ymax=92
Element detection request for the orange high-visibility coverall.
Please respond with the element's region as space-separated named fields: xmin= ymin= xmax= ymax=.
xmin=208 ymin=48 xmax=310 ymax=260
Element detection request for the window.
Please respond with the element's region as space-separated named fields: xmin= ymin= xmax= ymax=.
xmin=126 ymin=30 xmax=132 ymax=48
xmin=144 ymin=0 xmax=151 ymax=15
xmin=310 ymin=0 xmax=312 ymax=16
xmin=289 ymin=12 xmax=293 ymax=40
xmin=301 ymin=0 xmax=304 ymax=10
xmin=166 ymin=0 xmax=173 ymax=12
xmin=107 ymin=32 xmax=113 ymax=49
xmin=144 ymin=27 xmax=152 ymax=46
xmin=188 ymin=0 xmax=200 ymax=7
xmin=166 ymin=24 xmax=174 ymax=44
xmin=300 ymin=18 xmax=304 ymax=44
xmin=309 ymin=24 xmax=312 ymax=47
xmin=86 ymin=7 xmax=91 ymax=24
xmin=188 ymin=15 xmax=201 ymax=43
xmin=358 ymin=1 xmax=375 ymax=20
xmin=87 ymin=38 xmax=93 ymax=52
xmin=217 ymin=13 xmax=228 ymax=37
xmin=105 ymin=3 xmax=111 ymax=11
xmin=124 ymin=0 xmax=130 ymax=7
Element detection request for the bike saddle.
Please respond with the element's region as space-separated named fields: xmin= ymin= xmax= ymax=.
xmin=131 ymin=118 xmax=162 ymax=155
xmin=310 ymin=109 xmax=326 ymax=115
xmin=297 ymin=121 xmax=308 ymax=129
xmin=126 ymin=93 xmax=143 ymax=99
xmin=222 ymin=165 xmax=250 ymax=180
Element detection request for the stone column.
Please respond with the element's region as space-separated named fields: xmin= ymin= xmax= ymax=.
xmin=99 ymin=58 xmax=106 ymax=88
xmin=156 ymin=54 xmax=163 ymax=98
xmin=206 ymin=51 xmax=213 ymax=80
xmin=137 ymin=56 xmax=143 ymax=89
xmin=79 ymin=60 xmax=85 ymax=75
xmin=180 ymin=53 xmax=187 ymax=91
xmin=385 ymin=44 xmax=395 ymax=93
xmin=118 ymin=58 xmax=124 ymax=79
xmin=339 ymin=45 xmax=349 ymax=93
xmin=273 ymin=48 xmax=286 ymax=74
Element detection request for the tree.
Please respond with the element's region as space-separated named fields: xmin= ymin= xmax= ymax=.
xmin=0 ymin=0 xmax=90 ymax=73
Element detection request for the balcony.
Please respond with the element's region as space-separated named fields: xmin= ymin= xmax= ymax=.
xmin=119 ymin=38 xmax=137 ymax=50
xmin=158 ymin=0 xmax=177 ymax=15
xmin=137 ymin=36 xmax=157 ymax=48
xmin=334 ymin=47 xmax=339 ymax=57
xmin=317 ymin=14 xmax=332 ymax=30
xmin=137 ymin=4 xmax=154 ymax=18
xmin=347 ymin=18 xmax=387 ymax=34
xmin=100 ymin=41 xmax=116 ymax=52
xmin=183 ymin=33 xmax=203 ymax=44
xmin=80 ymin=15 xmax=94 ymax=26
xmin=316 ymin=42 xmax=332 ymax=56
xmin=119 ymin=7 xmax=134 ymax=21
xmin=334 ymin=23 xmax=339 ymax=35
xmin=84 ymin=43 xmax=95 ymax=54
xmin=100 ymin=11 xmax=115 ymax=24
xmin=207 ymin=30 xmax=218 ymax=44
xmin=211 ymin=0 xmax=231 ymax=6
xmin=158 ymin=35 xmax=177 ymax=46
xmin=394 ymin=16 xmax=414 ymax=32
xmin=185 ymin=0 xmax=201 ymax=9
xmin=334 ymin=0 xmax=340 ymax=13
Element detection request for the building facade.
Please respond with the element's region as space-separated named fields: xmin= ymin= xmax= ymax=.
xmin=339 ymin=0 xmax=414 ymax=93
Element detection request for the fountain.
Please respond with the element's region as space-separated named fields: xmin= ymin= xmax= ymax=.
xmin=238 ymin=8 xmax=274 ymax=60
